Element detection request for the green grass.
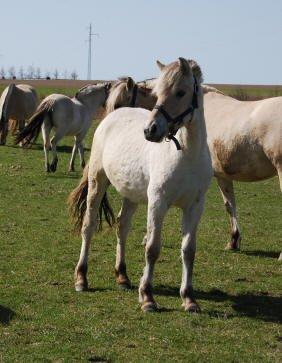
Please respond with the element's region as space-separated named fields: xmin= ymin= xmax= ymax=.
xmin=0 ymin=123 xmax=281 ymax=363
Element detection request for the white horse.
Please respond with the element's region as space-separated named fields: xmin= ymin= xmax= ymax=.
xmin=15 ymin=81 xmax=132 ymax=172
xmin=108 ymin=77 xmax=282 ymax=256
xmin=69 ymin=58 xmax=213 ymax=312
xmin=0 ymin=83 xmax=38 ymax=145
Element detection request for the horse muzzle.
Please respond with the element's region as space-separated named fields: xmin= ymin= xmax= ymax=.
xmin=144 ymin=123 xmax=164 ymax=142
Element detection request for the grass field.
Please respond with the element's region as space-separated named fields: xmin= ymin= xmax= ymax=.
xmin=0 ymin=86 xmax=281 ymax=362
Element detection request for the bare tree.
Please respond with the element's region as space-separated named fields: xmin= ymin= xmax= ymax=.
xmin=45 ymin=70 xmax=51 ymax=80
xmin=70 ymin=70 xmax=78 ymax=80
xmin=18 ymin=66 xmax=25 ymax=80
xmin=26 ymin=65 xmax=35 ymax=79
xmin=8 ymin=66 xmax=16 ymax=79
xmin=0 ymin=67 xmax=5 ymax=79
xmin=35 ymin=67 xmax=41 ymax=79
xmin=53 ymin=69 xmax=59 ymax=79
xmin=62 ymin=69 xmax=68 ymax=79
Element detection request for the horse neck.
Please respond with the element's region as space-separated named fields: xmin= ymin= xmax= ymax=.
xmin=78 ymin=85 xmax=106 ymax=118
xmin=179 ymin=90 xmax=208 ymax=156
xmin=137 ymin=89 xmax=156 ymax=110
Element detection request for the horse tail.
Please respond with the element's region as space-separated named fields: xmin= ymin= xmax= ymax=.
xmin=68 ymin=164 xmax=115 ymax=234
xmin=15 ymin=98 xmax=55 ymax=146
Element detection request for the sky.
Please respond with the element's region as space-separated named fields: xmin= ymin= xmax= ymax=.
xmin=0 ymin=0 xmax=281 ymax=84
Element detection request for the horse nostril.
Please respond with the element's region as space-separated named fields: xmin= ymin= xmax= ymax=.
xmin=150 ymin=124 xmax=157 ymax=134
xmin=144 ymin=128 xmax=149 ymax=137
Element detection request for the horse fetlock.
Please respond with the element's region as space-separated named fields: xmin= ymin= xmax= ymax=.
xmin=115 ymin=263 xmax=132 ymax=289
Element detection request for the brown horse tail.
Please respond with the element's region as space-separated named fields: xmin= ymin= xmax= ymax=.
xmin=15 ymin=98 xmax=55 ymax=147
xmin=68 ymin=164 xmax=115 ymax=234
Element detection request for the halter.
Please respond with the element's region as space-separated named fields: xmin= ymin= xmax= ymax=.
xmin=153 ymin=76 xmax=199 ymax=150
xmin=130 ymin=84 xmax=138 ymax=107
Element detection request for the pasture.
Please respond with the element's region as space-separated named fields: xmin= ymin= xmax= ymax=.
xmin=0 ymin=84 xmax=281 ymax=362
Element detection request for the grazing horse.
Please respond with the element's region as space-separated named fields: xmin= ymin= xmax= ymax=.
xmin=15 ymin=81 xmax=134 ymax=172
xmin=108 ymin=77 xmax=282 ymax=256
xmin=0 ymin=84 xmax=38 ymax=145
xmin=69 ymin=58 xmax=212 ymax=312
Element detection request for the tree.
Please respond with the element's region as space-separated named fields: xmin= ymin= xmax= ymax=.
xmin=26 ymin=65 xmax=35 ymax=79
xmin=35 ymin=67 xmax=41 ymax=79
xmin=8 ymin=66 xmax=16 ymax=79
xmin=62 ymin=70 xmax=68 ymax=79
xmin=18 ymin=66 xmax=25 ymax=79
xmin=53 ymin=69 xmax=59 ymax=79
xmin=0 ymin=67 xmax=5 ymax=79
xmin=70 ymin=70 xmax=78 ymax=80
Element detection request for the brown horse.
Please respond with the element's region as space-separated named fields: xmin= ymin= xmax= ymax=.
xmin=0 ymin=83 xmax=39 ymax=145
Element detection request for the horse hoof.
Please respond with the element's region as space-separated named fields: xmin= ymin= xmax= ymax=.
xmin=75 ymin=283 xmax=88 ymax=292
xmin=118 ymin=281 xmax=132 ymax=291
xmin=225 ymin=242 xmax=240 ymax=251
xmin=141 ymin=302 xmax=158 ymax=313
xmin=183 ymin=302 xmax=201 ymax=313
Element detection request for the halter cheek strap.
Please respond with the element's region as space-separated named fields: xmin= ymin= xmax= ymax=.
xmin=153 ymin=76 xmax=199 ymax=150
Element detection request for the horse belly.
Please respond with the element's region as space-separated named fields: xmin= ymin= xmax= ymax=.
xmin=105 ymin=161 xmax=149 ymax=203
xmin=212 ymin=140 xmax=276 ymax=181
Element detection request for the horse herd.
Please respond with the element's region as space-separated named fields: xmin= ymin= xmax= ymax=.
xmin=0 ymin=58 xmax=281 ymax=312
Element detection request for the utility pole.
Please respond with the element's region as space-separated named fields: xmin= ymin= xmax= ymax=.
xmin=87 ymin=23 xmax=99 ymax=80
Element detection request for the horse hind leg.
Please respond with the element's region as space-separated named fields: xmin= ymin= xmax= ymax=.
xmin=115 ymin=198 xmax=137 ymax=289
xmin=75 ymin=170 xmax=110 ymax=292
xmin=216 ymin=177 xmax=241 ymax=250
xmin=42 ymin=119 xmax=52 ymax=172
xmin=69 ymin=137 xmax=78 ymax=172
xmin=50 ymin=133 xmax=62 ymax=172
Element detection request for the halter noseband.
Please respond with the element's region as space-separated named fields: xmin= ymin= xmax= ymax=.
xmin=153 ymin=76 xmax=199 ymax=150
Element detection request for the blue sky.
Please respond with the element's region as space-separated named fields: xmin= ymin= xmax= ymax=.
xmin=0 ymin=0 xmax=281 ymax=84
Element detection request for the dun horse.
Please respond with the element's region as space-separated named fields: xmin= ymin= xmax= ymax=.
xmin=108 ymin=75 xmax=282 ymax=256
xmin=0 ymin=83 xmax=38 ymax=145
xmin=15 ymin=80 xmax=136 ymax=172
xmin=69 ymin=58 xmax=212 ymax=312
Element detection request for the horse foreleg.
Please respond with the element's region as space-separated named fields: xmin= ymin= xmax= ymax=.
xmin=139 ymin=197 xmax=167 ymax=312
xmin=216 ymin=177 xmax=241 ymax=250
xmin=180 ymin=198 xmax=205 ymax=313
xmin=74 ymin=171 xmax=109 ymax=292
xmin=0 ymin=122 xmax=8 ymax=145
xmin=115 ymin=198 xmax=137 ymax=289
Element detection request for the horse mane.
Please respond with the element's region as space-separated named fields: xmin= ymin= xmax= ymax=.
xmin=105 ymin=77 xmax=134 ymax=114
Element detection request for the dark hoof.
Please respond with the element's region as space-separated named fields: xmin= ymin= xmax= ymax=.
xmin=75 ymin=282 xmax=88 ymax=292
xmin=141 ymin=301 xmax=158 ymax=313
xmin=50 ymin=162 xmax=57 ymax=173
xmin=225 ymin=242 xmax=240 ymax=251
xmin=118 ymin=281 xmax=132 ymax=291
xmin=183 ymin=302 xmax=201 ymax=313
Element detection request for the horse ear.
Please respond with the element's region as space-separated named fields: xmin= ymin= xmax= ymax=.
xmin=178 ymin=57 xmax=191 ymax=75
xmin=126 ymin=77 xmax=134 ymax=91
xmin=156 ymin=60 xmax=165 ymax=71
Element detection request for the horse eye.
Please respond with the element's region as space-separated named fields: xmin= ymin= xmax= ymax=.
xmin=176 ymin=90 xmax=186 ymax=98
